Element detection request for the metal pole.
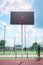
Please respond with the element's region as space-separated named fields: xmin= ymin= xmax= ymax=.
xmin=21 ymin=25 xmax=23 ymax=59
xmin=4 ymin=26 xmax=6 ymax=42
xmin=24 ymin=25 xmax=28 ymax=58
xmin=24 ymin=25 xmax=26 ymax=54
xmin=14 ymin=37 xmax=17 ymax=58
xmin=20 ymin=16 xmax=24 ymax=59
xmin=35 ymin=36 xmax=36 ymax=42
xmin=4 ymin=25 xmax=6 ymax=55
xmin=14 ymin=37 xmax=15 ymax=54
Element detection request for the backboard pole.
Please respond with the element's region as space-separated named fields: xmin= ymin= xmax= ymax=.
xmin=21 ymin=25 xmax=23 ymax=59
xmin=24 ymin=25 xmax=26 ymax=54
xmin=20 ymin=16 xmax=24 ymax=59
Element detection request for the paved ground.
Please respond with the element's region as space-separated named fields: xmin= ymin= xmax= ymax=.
xmin=0 ymin=59 xmax=43 ymax=65
xmin=0 ymin=55 xmax=43 ymax=65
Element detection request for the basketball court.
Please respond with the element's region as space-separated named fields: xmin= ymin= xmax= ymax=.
xmin=0 ymin=59 xmax=43 ymax=65
xmin=0 ymin=12 xmax=42 ymax=65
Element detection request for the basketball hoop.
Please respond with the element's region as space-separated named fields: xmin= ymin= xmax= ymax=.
xmin=19 ymin=16 xmax=24 ymax=24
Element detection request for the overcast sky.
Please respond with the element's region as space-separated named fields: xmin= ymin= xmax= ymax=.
xmin=0 ymin=0 xmax=43 ymax=47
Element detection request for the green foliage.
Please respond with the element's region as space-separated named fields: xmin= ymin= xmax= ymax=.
xmin=40 ymin=47 xmax=43 ymax=51
xmin=0 ymin=40 xmax=6 ymax=54
xmin=29 ymin=42 xmax=38 ymax=51
xmin=23 ymin=47 xmax=28 ymax=50
xmin=0 ymin=40 xmax=6 ymax=51
xmin=0 ymin=40 xmax=5 ymax=46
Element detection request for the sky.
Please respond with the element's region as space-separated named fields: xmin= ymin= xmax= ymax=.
xmin=0 ymin=0 xmax=43 ymax=47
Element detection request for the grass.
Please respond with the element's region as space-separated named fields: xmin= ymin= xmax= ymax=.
xmin=0 ymin=51 xmax=37 ymax=55
xmin=0 ymin=57 xmax=37 ymax=60
xmin=0 ymin=51 xmax=43 ymax=55
xmin=0 ymin=51 xmax=43 ymax=60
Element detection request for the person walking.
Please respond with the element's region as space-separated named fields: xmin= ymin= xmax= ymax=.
xmin=37 ymin=44 xmax=40 ymax=60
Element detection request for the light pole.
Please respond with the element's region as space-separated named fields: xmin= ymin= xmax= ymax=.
xmin=14 ymin=37 xmax=17 ymax=58
xmin=14 ymin=37 xmax=15 ymax=54
xmin=4 ymin=25 xmax=6 ymax=42
xmin=3 ymin=25 xmax=6 ymax=55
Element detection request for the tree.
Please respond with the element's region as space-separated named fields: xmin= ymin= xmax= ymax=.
xmin=0 ymin=40 xmax=5 ymax=46
xmin=29 ymin=42 xmax=38 ymax=51
xmin=23 ymin=47 xmax=28 ymax=54
xmin=23 ymin=47 xmax=28 ymax=50
xmin=0 ymin=40 xmax=6 ymax=54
